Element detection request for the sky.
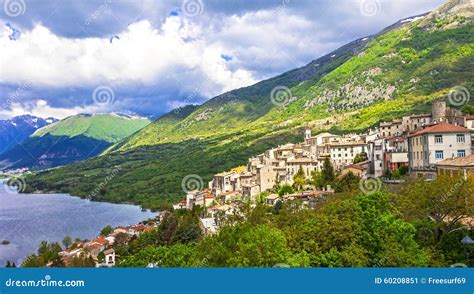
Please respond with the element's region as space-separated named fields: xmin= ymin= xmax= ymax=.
xmin=0 ymin=0 xmax=445 ymax=119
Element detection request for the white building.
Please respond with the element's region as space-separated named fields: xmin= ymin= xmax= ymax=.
xmin=329 ymin=141 xmax=367 ymax=171
xmin=408 ymin=122 xmax=472 ymax=178
xmin=367 ymin=138 xmax=385 ymax=177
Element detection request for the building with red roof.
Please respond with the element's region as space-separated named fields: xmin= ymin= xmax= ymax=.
xmin=408 ymin=122 xmax=472 ymax=178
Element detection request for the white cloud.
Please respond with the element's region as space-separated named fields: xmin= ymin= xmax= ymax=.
xmin=0 ymin=0 xmax=445 ymax=119
xmin=0 ymin=99 xmax=110 ymax=119
xmin=0 ymin=16 xmax=256 ymax=96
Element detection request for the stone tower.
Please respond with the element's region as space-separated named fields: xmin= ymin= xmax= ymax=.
xmin=431 ymin=99 xmax=447 ymax=122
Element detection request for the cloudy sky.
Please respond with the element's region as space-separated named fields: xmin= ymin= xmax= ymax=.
xmin=0 ymin=0 xmax=445 ymax=119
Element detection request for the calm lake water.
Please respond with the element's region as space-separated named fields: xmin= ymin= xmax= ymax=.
xmin=0 ymin=180 xmax=156 ymax=266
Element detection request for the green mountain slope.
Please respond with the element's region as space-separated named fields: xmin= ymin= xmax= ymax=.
xmin=23 ymin=0 xmax=474 ymax=209
xmin=0 ymin=113 xmax=150 ymax=170
xmin=33 ymin=113 xmax=150 ymax=143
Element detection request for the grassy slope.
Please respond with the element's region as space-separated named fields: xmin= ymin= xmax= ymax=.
xmin=34 ymin=114 xmax=150 ymax=143
xmin=23 ymin=6 xmax=474 ymax=209
xmin=0 ymin=114 xmax=150 ymax=170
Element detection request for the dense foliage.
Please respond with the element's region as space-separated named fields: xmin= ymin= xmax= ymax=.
xmin=116 ymin=176 xmax=473 ymax=268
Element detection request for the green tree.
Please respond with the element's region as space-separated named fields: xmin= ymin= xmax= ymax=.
xmin=292 ymin=166 xmax=306 ymax=191
xmin=333 ymin=172 xmax=360 ymax=192
xmin=119 ymin=244 xmax=198 ymax=267
xmin=395 ymin=175 xmax=474 ymax=241
xmin=62 ymin=236 xmax=72 ymax=249
xmin=278 ymin=184 xmax=294 ymax=197
xmin=354 ymin=152 xmax=368 ymax=164
xmin=197 ymin=224 xmax=295 ymax=267
xmin=100 ymin=225 xmax=114 ymax=236
xmin=321 ymin=157 xmax=335 ymax=185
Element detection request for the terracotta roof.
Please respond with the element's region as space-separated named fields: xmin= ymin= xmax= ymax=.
xmin=130 ymin=224 xmax=147 ymax=231
xmin=409 ymin=122 xmax=471 ymax=137
xmin=436 ymin=154 xmax=474 ymax=167
xmin=103 ymin=248 xmax=114 ymax=255
xmin=386 ymin=136 xmax=406 ymax=142
xmin=344 ymin=161 xmax=369 ymax=171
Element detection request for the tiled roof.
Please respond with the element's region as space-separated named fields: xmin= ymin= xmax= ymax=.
xmin=103 ymin=248 xmax=114 ymax=255
xmin=436 ymin=154 xmax=474 ymax=167
xmin=409 ymin=122 xmax=471 ymax=137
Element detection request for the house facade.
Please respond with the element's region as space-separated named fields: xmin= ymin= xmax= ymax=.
xmin=408 ymin=122 xmax=472 ymax=178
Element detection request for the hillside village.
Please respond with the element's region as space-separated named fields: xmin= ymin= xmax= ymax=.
xmin=176 ymin=99 xmax=474 ymax=234
xmin=33 ymin=99 xmax=474 ymax=268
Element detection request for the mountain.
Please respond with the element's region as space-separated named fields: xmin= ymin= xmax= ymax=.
xmin=0 ymin=113 xmax=150 ymax=170
xmin=0 ymin=115 xmax=58 ymax=155
xmin=23 ymin=0 xmax=474 ymax=209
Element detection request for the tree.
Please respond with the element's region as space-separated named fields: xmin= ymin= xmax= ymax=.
xmin=311 ymin=171 xmax=325 ymax=189
xmin=462 ymin=104 xmax=474 ymax=115
xmin=321 ymin=157 xmax=335 ymax=185
xmin=69 ymin=253 xmax=96 ymax=267
xmin=333 ymin=172 xmax=360 ymax=192
xmin=292 ymin=166 xmax=306 ymax=191
xmin=5 ymin=261 xmax=11 ymax=268
xmin=100 ymin=225 xmax=114 ymax=236
xmin=353 ymin=152 xmax=368 ymax=164
xmin=395 ymin=175 xmax=474 ymax=241
xmin=62 ymin=236 xmax=72 ymax=249
xmin=197 ymin=224 xmax=295 ymax=267
xmin=278 ymin=184 xmax=294 ymax=197
xmin=119 ymin=244 xmax=198 ymax=267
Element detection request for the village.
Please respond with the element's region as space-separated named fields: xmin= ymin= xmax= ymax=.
xmin=57 ymin=221 xmax=159 ymax=268
xmin=54 ymin=99 xmax=474 ymax=267
xmin=175 ymin=99 xmax=474 ymax=235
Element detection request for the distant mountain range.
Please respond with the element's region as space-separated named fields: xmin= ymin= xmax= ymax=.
xmin=0 ymin=113 xmax=150 ymax=170
xmin=23 ymin=0 xmax=474 ymax=208
xmin=0 ymin=115 xmax=58 ymax=155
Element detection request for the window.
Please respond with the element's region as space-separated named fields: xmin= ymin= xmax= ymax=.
xmin=457 ymin=150 xmax=466 ymax=157
xmin=435 ymin=150 xmax=444 ymax=160
xmin=434 ymin=135 xmax=443 ymax=144
xmin=457 ymin=134 xmax=465 ymax=143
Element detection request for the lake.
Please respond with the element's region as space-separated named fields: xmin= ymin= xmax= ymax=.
xmin=0 ymin=180 xmax=156 ymax=266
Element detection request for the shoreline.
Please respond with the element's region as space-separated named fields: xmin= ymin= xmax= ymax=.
xmin=1 ymin=178 xmax=155 ymax=213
